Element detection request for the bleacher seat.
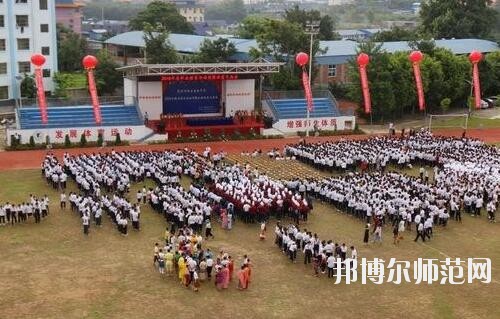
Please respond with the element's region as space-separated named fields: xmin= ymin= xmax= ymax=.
xmin=270 ymin=98 xmax=340 ymax=120
xmin=18 ymin=105 xmax=142 ymax=129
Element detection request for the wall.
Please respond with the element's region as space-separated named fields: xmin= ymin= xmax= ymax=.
xmin=137 ymin=81 xmax=162 ymax=119
xmin=7 ymin=125 xmax=153 ymax=145
xmin=123 ymin=77 xmax=137 ymax=105
xmin=224 ymin=79 xmax=255 ymax=116
xmin=272 ymin=115 xmax=356 ymax=133
xmin=55 ymin=6 xmax=83 ymax=34
xmin=316 ymin=64 xmax=349 ymax=87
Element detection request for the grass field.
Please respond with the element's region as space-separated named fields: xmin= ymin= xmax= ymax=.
xmin=430 ymin=115 xmax=500 ymax=129
xmin=0 ymin=165 xmax=499 ymax=319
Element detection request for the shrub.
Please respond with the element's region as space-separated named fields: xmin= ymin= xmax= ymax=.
xmin=29 ymin=135 xmax=35 ymax=147
xmin=64 ymin=134 xmax=71 ymax=147
xmin=97 ymin=133 xmax=104 ymax=147
xmin=115 ymin=133 xmax=121 ymax=145
xmin=45 ymin=135 xmax=50 ymax=146
xmin=80 ymin=133 xmax=87 ymax=147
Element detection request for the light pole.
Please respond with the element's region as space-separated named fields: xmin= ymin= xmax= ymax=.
xmin=15 ymin=75 xmax=23 ymax=108
xmin=305 ymin=21 xmax=320 ymax=137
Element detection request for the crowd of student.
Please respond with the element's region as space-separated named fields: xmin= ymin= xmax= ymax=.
xmin=0 ymin=195 xmax=49 ymax=225
xmin=153 ymin=225 xmax=252 ymax=292
xmin=274 ymin=222 xmax=358 ymax=277
xmin=286 ymin=130 xmax=499 ymax=225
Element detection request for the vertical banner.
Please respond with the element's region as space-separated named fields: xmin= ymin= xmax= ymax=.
xmin=472 ymin=63 xmax=481 ymax=109
xmin=34 ymin=68 xmax=48 ymax=124
xmin=409 ymin=51 xmax=425 ymax=111
xmin=357 ymin=53 xmax=371 ymax=114
xmin=469 ymin=51 xmax=483 ymax=109
xmin=82 ymin=55 xmax=101 ymax=124
xmin=301 ymin=71 xmax=314 ymax=112
xmin=30 ymin=54 xmax=48 ymax=124
xmin=87 ymin=69 xmax=102 ymax=124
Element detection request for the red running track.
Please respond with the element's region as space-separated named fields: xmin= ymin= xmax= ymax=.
xmin=0 ymin=128 xmax=498 ymax=172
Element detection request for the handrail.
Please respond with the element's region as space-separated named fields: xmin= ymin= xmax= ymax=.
xmin=263 ymin=91 xmax=279 ymax=118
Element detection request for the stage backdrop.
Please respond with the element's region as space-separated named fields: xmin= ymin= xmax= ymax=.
xmin=138 ymin=81 xmax=163 ymax=119
xmin=163 ymin=81 xmax=221 ymax=115
xmin=225 ymin=79 xmax=255 ymax=115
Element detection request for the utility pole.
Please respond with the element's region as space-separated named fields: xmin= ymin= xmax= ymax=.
xmin=304 ymin=21 xmax=320 ymax=138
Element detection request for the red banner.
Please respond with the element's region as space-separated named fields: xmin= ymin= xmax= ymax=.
xmin=472 ymin=63 xmax=481 ymax=109
xmin=161 ymin=74 xmax=238 ymax=81
xmin=412 ymin=63 xmax=425 ymax=111
xmin=34 ymin=68 xmax=48 ymax=124
xmin=359 ymin=65 xmax=371 ymax=114
xmin=87 ymin=69 xmax=102 ymax=124
xmin=301 ymin=71 xmax=313 ymax=112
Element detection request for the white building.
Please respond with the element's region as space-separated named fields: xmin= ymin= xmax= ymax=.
xmin=0 ymin=0 xmax=58 ymax=102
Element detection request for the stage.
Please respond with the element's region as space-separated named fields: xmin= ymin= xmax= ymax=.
xmin=120 ymin=62 xmax=281 ymax=140
xmin=147 ymin=114 xmax=264 ymax=137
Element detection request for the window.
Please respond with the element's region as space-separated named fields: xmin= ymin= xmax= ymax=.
xmin=0 ymin=39 xmax=5 ymax=51
xmin=16 ymin=0 xmax=28 ymax=3
xmin=0 ymin=15 xmax=4 ymax=28
xmin=0 ymin=63 xmax=7 ymax=74
xmin=41 ymin=46 xmax=50 ymax=55
xmin=39 ymin=0 xmax=48 ymax=10
xmin=18 ymin=62 xmax=30 ymax=73
xmin=0 ymin=86 xmax=8 ymax=100
xmin=328 ymin=64 xmax=337 ymax=77
xmin=43 ymin=69 xmax=50 ymax=77
xmin=16 ymin=15 xmax=29 ymax=28
xmin=40 ymin=24 xmax=49 ymax=33
xmin=17 ymin=38 xmax=30 ymax=50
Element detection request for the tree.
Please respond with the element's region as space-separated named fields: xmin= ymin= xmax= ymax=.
xmin=129 ymin=0 xmax=194 ymax=34
xmin=420 ymin=0 xmax=497 ymax=39
xmin=20 ymin=74 xmax=36 ymax=98
xmin=238 ymin=16 xmax=271 ymax=39
xmin=57 ymin=24 xmax=87 ymax=72
xmin=205 ymin=0 xmax=247 ymax=24
xmin=193 ymin=38 xmax=237 ymax=63
xmin=94 ymin=50 xmax=122 ymax=95
xmin=284 ymin=5 xmax=338 ymax=40
xmin=481 ymin=51 xmax=500 ymax=96
xmin=143 ymin=24 xmax=178 ymax=64
xmin=440 ymin=98 xmax=451 ymax=113
xmin=372 ymin=27 xmax=418 ymax=42
xmin=347 ymin=42 xmax=397 ymax=122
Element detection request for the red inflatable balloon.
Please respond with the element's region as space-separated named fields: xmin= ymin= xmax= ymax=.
xmin=295 ymin=52 xmax=309 ymax=67
xmin=31 ymin=53 xmax=46 ymax=67
xmin=409 ymin=50 xmax=423 ymax=63
xmin=357 ymin=53 xmax=369 ymax=67
xmin=82 ymin=55 xmax=98 ymax=69
xmin=469 ymin=50 xmax=482 ymax=64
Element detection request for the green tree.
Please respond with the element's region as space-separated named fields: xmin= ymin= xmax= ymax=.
xmin=284 ymin=5 xmax=338 ymax=40
xmin=205 ymin=0 xmax=247 ymax=24
xmin=129 ymin=0 xmax=194 ymax=34
xmin=20 ymin=74 xmax=36 ymax=99
xmin=57 ymin=24 xmax=87 ymax=72
xmin=372 ymin=27 xmax=418 ymax=42
xmin=143 ymin=23 xmax=178 ymax=64
xmin=238 ymin=16 xmax=271 ymax=39
xmin=440 ymin=98 xmax=451 ymax=113
xmin=97 ymin=133 xmax=104 ymax=147
xmin=347 ymin=42 xmax=396 ymax=122
xmin=94 ymin=50 xmax=122 ymax=95
xmin=481 ymin=51 xmax=500 ymax=96
xmin=420 ymin=0 xmax=497 ymax=39
xmin=193 ymin=38 xmax=237 ymax=63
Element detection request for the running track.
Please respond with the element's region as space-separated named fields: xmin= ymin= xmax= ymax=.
xmin=0 ymin=128 xmax=499 ymax=171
